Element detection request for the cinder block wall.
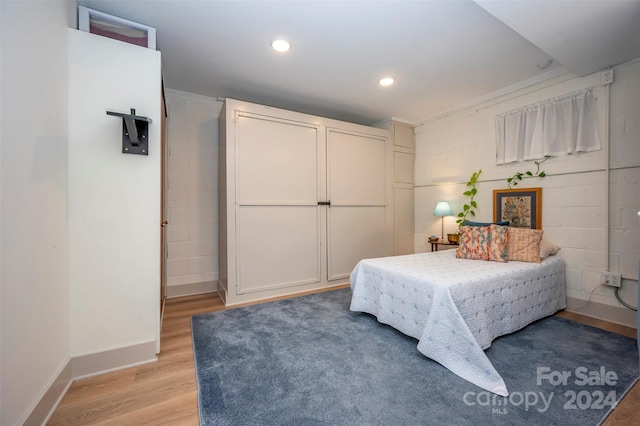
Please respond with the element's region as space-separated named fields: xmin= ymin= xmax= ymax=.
xmin=414 ymin=59 xmax=639 ymax=322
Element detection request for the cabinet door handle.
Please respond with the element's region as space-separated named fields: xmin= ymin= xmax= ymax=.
xmin=317 ymin=201 xmax=331 ymax=206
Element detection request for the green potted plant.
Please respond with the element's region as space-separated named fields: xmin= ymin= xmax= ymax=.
xmin=455 ymin=169 xmax=482 ymax=229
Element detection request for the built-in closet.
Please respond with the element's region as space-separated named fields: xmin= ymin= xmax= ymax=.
xmin=218 ymin=99 xmax=396 ymax=305
xmin=376 ymin=119 xmax=415 ymax=256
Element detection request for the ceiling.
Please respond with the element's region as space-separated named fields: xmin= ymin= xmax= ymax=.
xmin=78 ymin=0 xmax=640 ymax=125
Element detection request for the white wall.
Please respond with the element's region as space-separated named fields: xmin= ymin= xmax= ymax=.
xmin=67 ymin=30 xmax=161 ymax=356
xmin=0 ymin=1 xmax=74 ymax=424
xmin=414 ymin=60 xmax=639 ymax=324
xmin=165 ymin=90 xmax=221 ymax=296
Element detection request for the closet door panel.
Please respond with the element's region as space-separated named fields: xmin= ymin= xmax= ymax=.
xmin=237 ymin=205 xmax=320 ymax=293
xmin=394 ymin=151 xmax=414 ymax=184
xmin=326 ymin=129 xmax=388 ymax=280
xmin=328 ymin=206 xmax=386 ymax=280
xmin=234 ymin=112 xmax=322 ymax=295
xmin=393 ymin=187 xmax=414 ymax=255
xmin=327 ymin=129 xmax=386 ymax=205
xmin=236 ymin=113 xmax=319 ymax=203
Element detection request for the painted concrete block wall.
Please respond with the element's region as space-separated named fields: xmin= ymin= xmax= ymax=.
xmin=68 ymin=30 xmax=161 ymax=356
xmin=0 ymin=2 xmax=74 ymax=424
xmin=165 ymin=90 xmax=222 ymax=295
xmin=414 ymin=59 xmax=639 ymax=319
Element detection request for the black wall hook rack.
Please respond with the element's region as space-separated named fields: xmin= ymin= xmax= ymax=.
xmin=106 ymin=108 xmax=153 ymax=155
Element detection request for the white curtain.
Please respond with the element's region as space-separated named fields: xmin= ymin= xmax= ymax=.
xmin=496 ymin=88 xmax=601 ymax=164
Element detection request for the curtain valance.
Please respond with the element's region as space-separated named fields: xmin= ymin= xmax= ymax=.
xmin=495 ymin=87 xmax=601 ymax=164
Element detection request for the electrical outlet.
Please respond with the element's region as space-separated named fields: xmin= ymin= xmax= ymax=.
xmin=601 ymin=70 xmax=614 ymax=85
xmin=602 ymin=272 xmax=621 ymax=288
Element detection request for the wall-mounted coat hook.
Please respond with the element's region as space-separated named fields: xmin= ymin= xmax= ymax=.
xmin=106 ymin=108 xmax=153 ymax=155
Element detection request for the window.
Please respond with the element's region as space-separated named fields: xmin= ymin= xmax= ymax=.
xmin=495 ymin=88 xmax=601 ymax=164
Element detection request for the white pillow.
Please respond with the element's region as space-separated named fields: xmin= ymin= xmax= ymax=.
xmin=539 ymin=239 xmax=560 ymax=260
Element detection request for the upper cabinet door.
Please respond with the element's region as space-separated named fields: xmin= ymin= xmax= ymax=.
xmin=394 ymin=122 xmax=414 ymax=149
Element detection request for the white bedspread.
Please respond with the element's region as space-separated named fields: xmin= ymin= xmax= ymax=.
xmin=349 ymin=249 xmax=566 ymax=396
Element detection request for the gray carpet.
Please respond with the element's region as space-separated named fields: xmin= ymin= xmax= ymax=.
xmin=192 ymin=288 xmax=638 ymax=425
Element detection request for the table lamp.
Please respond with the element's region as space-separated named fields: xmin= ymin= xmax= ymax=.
xmin=434 ymin=201 xmax=452 ymax=239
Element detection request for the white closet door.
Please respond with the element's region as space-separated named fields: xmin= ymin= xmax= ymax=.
xmin=235 ymin=113 xmax=321 ymax=294
xmin=326 ymin=129 xmax=387 ymax=280
xmin=393 ymin=187 xmax=414 ymax=255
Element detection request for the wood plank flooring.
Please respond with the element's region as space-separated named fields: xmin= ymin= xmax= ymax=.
xmin=49 ymin=290 xmax=638 ymax=425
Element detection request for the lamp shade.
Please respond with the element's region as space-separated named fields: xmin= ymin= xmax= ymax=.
xmin=433 ymin=201 xmax=452 ymax=217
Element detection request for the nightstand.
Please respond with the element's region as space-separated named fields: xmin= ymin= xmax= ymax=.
xmin=428 ymin=239 xmax=459 ymax=252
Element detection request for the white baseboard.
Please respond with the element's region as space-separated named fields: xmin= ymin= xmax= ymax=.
xmin=166 ymin=280 xmax=216 ymax=298
xmin=71 ymin=341 xmax=157 ymax=379
xmin=566 ymin=297 xmax=638 ymax=329
xmin=24 ymin=362 xmax=72 ymax=426
xmin=25 ymin=341 xmax=157 ymax=426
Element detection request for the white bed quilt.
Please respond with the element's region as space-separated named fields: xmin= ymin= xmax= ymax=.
xmin=349 ymin=249 xmax=566 ymax=396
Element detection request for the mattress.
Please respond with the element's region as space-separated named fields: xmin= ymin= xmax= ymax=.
xmin=349 ymin=249 xmax=566 ymax=396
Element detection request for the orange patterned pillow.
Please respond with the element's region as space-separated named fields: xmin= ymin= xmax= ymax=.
xmin=456 ymin=225 xmax=490 ymax=260
xmin=456 ymin=225 xmax=508 ymax=262
xmin=507 ymin=227 xmax=543 ymax=263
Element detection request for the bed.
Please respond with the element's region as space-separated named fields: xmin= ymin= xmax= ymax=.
xmin=349 ymin=248 xmax=566 ymax=396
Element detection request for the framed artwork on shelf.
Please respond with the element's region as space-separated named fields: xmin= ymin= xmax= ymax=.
xmin=78 ymin=6 xmax=156 ymax=49
xmin=493 ymin=187 xmax=542 ymax=229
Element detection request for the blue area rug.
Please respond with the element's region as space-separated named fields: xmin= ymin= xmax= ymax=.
xmin=192 ymin=288 xmax=638 ymax=425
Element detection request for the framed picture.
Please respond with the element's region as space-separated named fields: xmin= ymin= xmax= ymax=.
xmin=78 ymin=6 xmax=156 ymax=49
xmin=493 ymin=188 xmax=542 ymax=229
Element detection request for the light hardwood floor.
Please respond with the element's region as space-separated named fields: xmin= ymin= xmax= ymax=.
xmin=49 ymin=290 xmax=638 ymax=425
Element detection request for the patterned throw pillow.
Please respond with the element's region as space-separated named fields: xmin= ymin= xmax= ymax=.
xmin=489 ymin=225 xmax=509 ymax=263
xmin=456 ymin=225 xmax=508 ymax=262
xmin=507 ymin=227 xmax=544 ymax=263
xmin=456 ymin=225 xmax=490 ymax=260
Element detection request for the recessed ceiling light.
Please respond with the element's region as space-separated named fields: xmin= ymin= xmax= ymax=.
xmin=379 ymin=77 xmax=394 ymax=86
xmin=271 ymin=38 xmax=291 ymax=52
xmin=537 ymin=59 xmax=553 ymax=70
